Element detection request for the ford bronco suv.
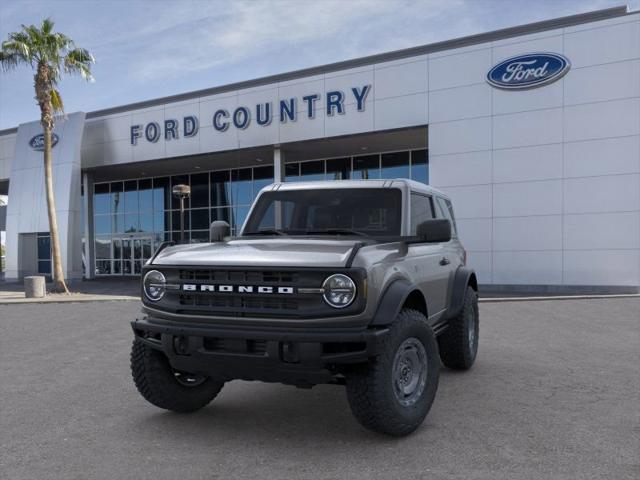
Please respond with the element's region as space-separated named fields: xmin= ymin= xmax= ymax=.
xmin=131 ymin=179 xmax=478 ymax=436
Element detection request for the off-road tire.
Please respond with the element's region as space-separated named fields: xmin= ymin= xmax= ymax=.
xmin=345 ymin=309 xmax=440 ymax=436
xmin=131 ymin=339 xmax=224 ymax=412
xmin=438 ymin=286 xmax=479 ymax=370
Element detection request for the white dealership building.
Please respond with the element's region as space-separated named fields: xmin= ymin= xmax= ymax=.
xmin=0 ymin=6 xmax=638 ymax=292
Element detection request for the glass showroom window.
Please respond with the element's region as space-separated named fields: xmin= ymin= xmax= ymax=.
xmin=138 ymin=179 xmax=153 ymax=233
xmin=230 ymin=168 xmax=252 ymax=235
xmin=93 ymin=164 xmax=275 ymax=273
xmin=411 ymin=149 xmax=428 ymax=184
xmin=253 ymin=166 xmax=274 ymax=195
xmin=285 ymin=163 xmax=300 ymax=182
xmin=326 ymin=158 xmax=351 ymax=180
xmin=300 ymin=160 xmax=325 ymax=181
xmin=353 ymin=154 xmax=381 ymax=179
xmin=381 ymin=151 xmax=410 ymax=179
xmin=283 ymin=149 xmax=428 ymax=185
xmin=153 ymin=176 xmax=170 ymax=240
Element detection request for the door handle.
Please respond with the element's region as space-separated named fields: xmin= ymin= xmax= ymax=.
xmin=439 ymin=257 xmax=450 ymax=266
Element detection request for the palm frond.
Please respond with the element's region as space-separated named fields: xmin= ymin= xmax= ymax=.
xmin=64 ymin=47 xmax=94 ymax=81
xmin=0 ymin=51 xmax=20 ymax=70
xmin=2 ymin=36 xmax=32 ymax=63
xmin=50 ymin=88 xmax=64 ymax=113
xmin=49 ymin=63 xmax=61 ymax=84
xmin=41 ymin=17 xmax=54 ymax=35
xmin=5 ymin=28 xmax=37 ymax=63
xmin=22 ymin=24 xmax=42 ymax=48
xmin=7 ymin=31 xmax=32 ymax=51
xmin=65 ymin=47 xmax=93 ymax=65
xmin=53 ymin=32 xmax=72 ymax=50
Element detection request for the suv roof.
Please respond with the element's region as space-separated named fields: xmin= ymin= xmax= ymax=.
xmin=263 ymin=179 xmax=448 ymax=198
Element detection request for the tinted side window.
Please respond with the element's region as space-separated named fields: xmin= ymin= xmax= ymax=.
xmin=410 ymin=193 xmax=434 ymax=235
xmin=436 ymin=197 xmax=457 ymax=237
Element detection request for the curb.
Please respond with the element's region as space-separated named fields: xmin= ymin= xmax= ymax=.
xmin=0 ymin=295 xmax=139 ymax=305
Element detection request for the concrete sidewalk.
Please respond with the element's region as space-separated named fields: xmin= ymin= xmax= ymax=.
xmin=0 ymin=277 xmax=139 ymax=303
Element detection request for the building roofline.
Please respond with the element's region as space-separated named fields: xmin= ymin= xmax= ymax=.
xmin=0 ymin=5 xmax=631 ymax=136
xmin=0 ymin=127 xmax=17 ymax=136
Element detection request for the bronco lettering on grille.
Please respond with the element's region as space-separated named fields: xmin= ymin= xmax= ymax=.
xmin=182 ymin=284 xmax=295 ymax=294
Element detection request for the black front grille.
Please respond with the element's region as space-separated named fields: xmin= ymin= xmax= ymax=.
xmin=179 ymin=269 xmax=299 ymax=284
xmin=179 ymin=294 xmax=299 ymax=313
xmin=146 ymin=266 xmax=366 ymax=319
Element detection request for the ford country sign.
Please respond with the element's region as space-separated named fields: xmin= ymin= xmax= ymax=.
xmin=29 ymin=133 xmax=59 ymax=151
xmin=487 ymin=53 xmax=570 ymax=90
xmin=129 ymin=84 xmax=371 ymax=146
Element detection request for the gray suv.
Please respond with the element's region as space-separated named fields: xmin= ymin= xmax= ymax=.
xmin=131 ymin=179 xmax=479 ymax=436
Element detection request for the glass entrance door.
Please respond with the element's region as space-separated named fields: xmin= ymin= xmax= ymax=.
xmin=112 ymin=236 xmax=153 ymax=275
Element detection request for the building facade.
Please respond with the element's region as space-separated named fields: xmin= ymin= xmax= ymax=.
xmin=0 ymin=6 xmax=638 ymax=292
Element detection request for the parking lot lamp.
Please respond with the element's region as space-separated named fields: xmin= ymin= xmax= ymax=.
xmin=172 ymin=185 xmax=191 ymax=244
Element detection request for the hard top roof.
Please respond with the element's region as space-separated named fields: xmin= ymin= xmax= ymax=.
xmin=264 ymin=179 xmax=448 ymax=198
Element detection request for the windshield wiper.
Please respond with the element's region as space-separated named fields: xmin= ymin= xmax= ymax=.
xmin=243 ymin=228 xmax=287 ymax=236
xmin=305 ymin=228 xmax=369 ymax=237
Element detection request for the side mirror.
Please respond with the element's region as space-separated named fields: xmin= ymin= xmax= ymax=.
xmin=210 ymin=221 xmax=230 ymax=242
xmin=416 ymin=219 xmax=451 ymax=243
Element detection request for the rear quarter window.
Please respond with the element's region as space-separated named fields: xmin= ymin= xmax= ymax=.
xmin=410 ymin=193 xmax=435 ymax=235
xmin=436 ymin=197 xmax=458 ymax=237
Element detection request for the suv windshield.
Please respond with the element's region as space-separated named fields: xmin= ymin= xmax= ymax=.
xmin=242 ymin=188 xmax=402 ymax=237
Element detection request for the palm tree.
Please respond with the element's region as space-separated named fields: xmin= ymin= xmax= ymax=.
xmin=0 ymin=18 xmax=94 ymax=293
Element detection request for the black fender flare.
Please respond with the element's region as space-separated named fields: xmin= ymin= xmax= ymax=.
xmin=370 ymin=278 xmax=422 ymax=326
xmin=446 ymin=266 xmax=477 ymax=319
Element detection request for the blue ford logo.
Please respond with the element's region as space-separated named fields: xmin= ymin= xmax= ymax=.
xmin=29 ymin=133 xmax=59 ymax=151
xmin=487 ymin=53 xmax=570 ymax=90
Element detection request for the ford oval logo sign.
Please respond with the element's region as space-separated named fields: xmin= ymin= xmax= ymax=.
xmin=487 ymin=53 xmax=570 ymax=90
xmin=29 ymin=133 xmax=59 ymax=151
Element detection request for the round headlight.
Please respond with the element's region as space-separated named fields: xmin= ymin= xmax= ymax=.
xmin=143 ymin=270 xmax=166 ymax=302
xmin=322 ymin=274 xmax=356 ymax=308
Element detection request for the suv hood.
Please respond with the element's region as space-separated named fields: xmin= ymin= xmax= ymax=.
xmin=151 ymin=238 xmax=364 ymax=268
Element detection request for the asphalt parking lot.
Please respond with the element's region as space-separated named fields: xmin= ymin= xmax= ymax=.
xmin=1 ymin=298 xmax=638 ymax=480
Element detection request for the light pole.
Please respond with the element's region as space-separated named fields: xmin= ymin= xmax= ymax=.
xmin=172 ymin=184 xmax=191 ymax=244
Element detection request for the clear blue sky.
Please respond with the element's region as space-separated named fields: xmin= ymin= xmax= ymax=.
xmin=0 ymin=0 xmax=633 ymax=130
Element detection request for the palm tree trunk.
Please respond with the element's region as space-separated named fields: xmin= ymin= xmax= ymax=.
xmin=43 ymin=123 xmax=69 ymax=294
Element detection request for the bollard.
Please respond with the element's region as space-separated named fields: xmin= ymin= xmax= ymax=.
xmin=24 ymin=276 xmax=46 ymax=298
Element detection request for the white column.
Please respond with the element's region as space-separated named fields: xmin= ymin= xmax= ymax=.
xmin=273 ymin=147 xmax=286 ymax=229
xmin=6 ymin=112 xmax=86 ymax=280
xmin=273 ymin=147 xmax=285 ymax=183
xmin=83 ymin=172 xmax=95 ymax=279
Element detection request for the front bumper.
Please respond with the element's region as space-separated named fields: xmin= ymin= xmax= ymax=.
xmin=131 ymin=316 xmax=389 ymax=386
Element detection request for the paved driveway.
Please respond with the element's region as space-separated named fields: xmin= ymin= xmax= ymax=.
xmin=1 ymin=298 xmax=638 ymax=479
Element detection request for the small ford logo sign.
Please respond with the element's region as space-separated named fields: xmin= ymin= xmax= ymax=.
xmin=487 ymin=53 xmax=570 ymax=90
xmin=29 ymin=133 xmax=59 ymax=151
